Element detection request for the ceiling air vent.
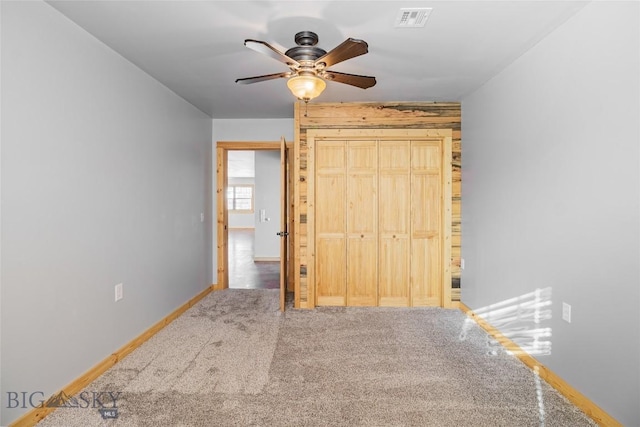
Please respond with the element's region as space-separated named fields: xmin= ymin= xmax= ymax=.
xmin=394 ymin=8 xmax=432 ymax=28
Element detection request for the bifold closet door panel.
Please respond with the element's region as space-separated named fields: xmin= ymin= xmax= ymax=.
xmin=316 ymin=238 xmax=347 ymax=306
xmin=347 ymin=141 xmax=378 ymax=306
xmin=411 ymin=141 xmax=442 ymax=306
xmin=378 ymin=141 xmax=411 ymax=306
xmin=314 ymin=134 xmax=446 ymax=308
xmin=347 ymin=236 xmax=377 ymax=306
xmin=316 ymin=141 xmax=347 ymax=306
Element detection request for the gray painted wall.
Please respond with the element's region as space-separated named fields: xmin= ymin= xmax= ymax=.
xmin=212 ymin=119 xmax=294 ymax=142
xmin=254 ymin=151 xmax=281 ymax=259
xmin=0 ymin=2 xmax=213 ymax=424
xmin=461 ymin=2 xmax=639 ymax=425
xmin=211 ymin=119 xmax=294 ymax=278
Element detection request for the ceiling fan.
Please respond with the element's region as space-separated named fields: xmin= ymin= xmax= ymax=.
xmin=235 ymin=31 xmax=376 ymax=102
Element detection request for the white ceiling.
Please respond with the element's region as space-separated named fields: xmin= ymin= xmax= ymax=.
xmin=47 ymin=1 xmax=588 ymax=119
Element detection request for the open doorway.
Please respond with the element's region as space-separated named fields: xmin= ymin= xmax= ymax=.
xmin=227 ymin=150 xmax=280 ymax=289
xmin=216 ymin=140 xmax=293 ymax=303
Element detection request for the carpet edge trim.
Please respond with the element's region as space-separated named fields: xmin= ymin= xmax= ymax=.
xmin=459 ymin=302 xmax=622 ymax=427
xmin=9 ymin=284 xmax=217 ymax=427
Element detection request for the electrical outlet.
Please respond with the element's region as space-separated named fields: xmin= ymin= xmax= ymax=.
xmin=562 ymin=302 xmax=571 ymax=323
xmin=115 ymin=283 xmax=123 ymax=302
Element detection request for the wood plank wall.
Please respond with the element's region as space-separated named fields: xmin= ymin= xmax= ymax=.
xmin=294 ymin=102 xmax=461 ymax=308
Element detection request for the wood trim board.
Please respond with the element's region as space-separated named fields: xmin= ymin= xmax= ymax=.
xmin=216 ymin=146 xmax=228 ymax=289
xmin=215 ymin=140 xmax=292 ymax=292
xmin=9 ymin=285 xmax=216 ymax=427
xmin=217 ymin=141 xmax=281 ymax=150
xmin=441 ymin=136 xmax=453 ymax=308
xmin=293 ymin=106 xmax=304 ymax=308
xmin=459 ymin=303 xmax=622 ymax=427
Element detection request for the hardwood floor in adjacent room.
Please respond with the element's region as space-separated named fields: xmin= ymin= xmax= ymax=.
xmin=228 ymin=228 xmax=280 ymax=289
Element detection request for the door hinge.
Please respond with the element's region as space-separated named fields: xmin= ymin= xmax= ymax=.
xmin=276 ymin=231 xmax=289 ymax=237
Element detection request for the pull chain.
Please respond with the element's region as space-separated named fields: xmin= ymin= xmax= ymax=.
xmin=298 ymin=99 xmax=310 ymax=117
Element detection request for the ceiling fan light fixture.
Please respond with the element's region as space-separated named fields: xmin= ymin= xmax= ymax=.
xmin=286 ymin=74 xmax=326 ymax=102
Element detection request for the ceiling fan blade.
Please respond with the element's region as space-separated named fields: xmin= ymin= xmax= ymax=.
xmin=244 ymin=39 xmax=300 ymax=68
xmin=235 ymin=72 xmax=292 ymax=84
xmin=315 ymin=38 xmax=369 ymax=68
xmin=323 ymin=71 xmax=376 ymax=89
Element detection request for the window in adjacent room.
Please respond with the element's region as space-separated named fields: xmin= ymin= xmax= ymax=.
xmin=227 ymin=185 xmax=254 ymax=213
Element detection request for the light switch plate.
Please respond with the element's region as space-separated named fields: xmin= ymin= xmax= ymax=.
xmin=562 ymin=302 xmax=571 ymax=323
xmin=115 ymin=283 xmax=123 ymax=302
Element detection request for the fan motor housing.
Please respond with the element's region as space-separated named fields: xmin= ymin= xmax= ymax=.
xmin=285 ymin=31 xmax=326 ymax=62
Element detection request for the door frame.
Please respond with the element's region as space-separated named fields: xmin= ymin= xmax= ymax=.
xmin=216 ymin=141 xmax=293 ymax=291
xmin=306 ymin=129 xmax=453 ymax=308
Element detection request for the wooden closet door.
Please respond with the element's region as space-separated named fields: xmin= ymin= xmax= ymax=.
xmin=411 ymin=141 xmax=442 ymax=306
xmin=378 ymin=141 xmax=411 ymax=306
xmin=315 ymin=140 xmax=347 ymax=306
xmin=346 ymin=141 xmax=378 ymax=306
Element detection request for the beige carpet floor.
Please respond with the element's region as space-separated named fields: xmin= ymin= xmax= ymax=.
xmin=37 ymin=289 xmax=595 ymax=426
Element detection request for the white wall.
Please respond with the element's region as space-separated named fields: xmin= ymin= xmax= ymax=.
xmin=254 ymin=151 xmax=281 ymax=259
xmin=461 ymin=2 xmax=639 ymax=425
xmin=0 ymin=2 xmax=213 ymax=425
xmin=212 ymin=119 xmax=294 ymax=143
xmin=211 ymin=119 xmax=294 ymax=278
xmin=228 ymin=177 xmax=256 ymax=229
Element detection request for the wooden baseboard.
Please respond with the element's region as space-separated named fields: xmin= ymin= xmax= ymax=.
xmin=447 ymin=300 xmax=461 ymax=309
xmin=253 ymin=257 xmax=280 ymax=262
xmin=9 ymin=284 xmax=216 ymax=427
xmin=211 ymin=282 xmax=225 ymax=291
xmin=459 ymin=303 xmax=622 ymax=427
